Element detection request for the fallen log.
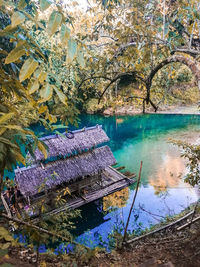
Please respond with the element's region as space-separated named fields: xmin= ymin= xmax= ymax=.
xmin=126 ymin=210 xmax=194 ymax=244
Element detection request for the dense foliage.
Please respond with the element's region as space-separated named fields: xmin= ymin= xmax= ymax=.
xmin=0 ymin=0 xmax=200 ymax=264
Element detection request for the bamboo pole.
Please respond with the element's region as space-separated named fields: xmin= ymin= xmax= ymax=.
xmin=123 ymin=161 xmax=143 ymax=243
xmin=177 ymin=215 xmax=200 ymax=231
xmin=189 ymin=199 xmax=199 ymax=228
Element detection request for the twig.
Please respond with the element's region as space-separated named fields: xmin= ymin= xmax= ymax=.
xmin=123 ymin=161 xmax=143 ymax=243
xmin=138 ymin=204 xmax=166 ymax=219
xmin=0 ymin=213 xmax=90 ymax=249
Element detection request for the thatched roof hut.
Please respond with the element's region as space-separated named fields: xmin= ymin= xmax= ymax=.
xmin=15 ymin=146 xmax=116 ymax=198
xmin=31 ymin=125 xmax=109 ymax=162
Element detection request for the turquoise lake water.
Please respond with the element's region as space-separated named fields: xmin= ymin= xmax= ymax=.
xmin=10 ymin=114 xmax=200 ymax=250
xmin=68 ymin=114 xmax=200 ymax=249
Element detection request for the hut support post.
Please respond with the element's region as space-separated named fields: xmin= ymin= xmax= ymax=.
xmin=123 ymin=161 xmax=143 ymax=243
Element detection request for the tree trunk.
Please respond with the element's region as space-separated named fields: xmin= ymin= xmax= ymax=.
xmin=145 ymin=55 xmax=200 ymax=103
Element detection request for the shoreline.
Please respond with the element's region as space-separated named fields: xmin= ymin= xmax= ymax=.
xmin=102 ymin=104 xmax=200 ymax=116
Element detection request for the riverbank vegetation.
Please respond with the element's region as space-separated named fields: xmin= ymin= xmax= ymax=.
xmin=0 ymin=0 xmax=200 ymax=266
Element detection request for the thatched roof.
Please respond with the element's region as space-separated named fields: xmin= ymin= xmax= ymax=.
xmin=15 ymin=146 xmax=116 ymax=198
xmin=32 ymin=125 xmax=109 ymax=162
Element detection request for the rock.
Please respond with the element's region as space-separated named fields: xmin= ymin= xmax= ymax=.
xmin=103 ymin=107 xmax=113 ymax=116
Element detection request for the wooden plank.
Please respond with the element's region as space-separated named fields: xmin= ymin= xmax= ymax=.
xmin=41 ymin=176 xmax=134 ymax=218
xmin=30 ymin=166 xmax=136 ymax=221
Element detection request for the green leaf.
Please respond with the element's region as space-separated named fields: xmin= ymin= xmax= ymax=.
xmin=60 ymin=24 xmax=71 ymax=45
xmin=67 ymin=38 xmax=77 ymax=63
xmin=19 ymin=58 xmax=39 ymax=82
xmin=39 ymin=83 xmax=53 ymax=101
xmin=11 ymin=11 xmax=25 ymax=27
xmin=5 ymin=46 xmax=26 ymax=64
xmin=40 ymin=0 xmax=52 ymax=11
xmin=53 ymin=86 xmax=67 ymax=105
xmin=47 ymin=11 xmax=62 ymax=36
xmin=76 ymin=48 xmax=85 ymax=67
xmin=0 ymin=249 xmax=8 ymax=257
xmin=18 ymin=0 xmax=27 ymax=9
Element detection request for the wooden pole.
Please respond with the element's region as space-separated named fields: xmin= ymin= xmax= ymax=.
xmin=189 ymin=199 xmax=199 ymax=228
xmin=123 ymin=161 xmax=143 ymax=243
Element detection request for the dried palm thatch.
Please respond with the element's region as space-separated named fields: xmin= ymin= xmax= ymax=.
xmin=15 ymin=146 xmax=116 ymax=197
xmin=32 ymin=125 xmax=109 ymax=161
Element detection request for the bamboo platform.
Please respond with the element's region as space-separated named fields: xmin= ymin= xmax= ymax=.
xmin=2 ymin=166 xmax=135 ymax=223
xmin=38 ymin=166 xmax=135 ymax=218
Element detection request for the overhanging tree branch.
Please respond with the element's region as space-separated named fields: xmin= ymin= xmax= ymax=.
xmin=77 ymin=76 xmax=112 ymax=90
xmin=0 ymin=213 xmax=90 ymax=249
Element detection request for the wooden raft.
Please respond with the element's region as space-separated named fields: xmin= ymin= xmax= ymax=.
xmin=41 ymin=166 xmax=135 ymax=217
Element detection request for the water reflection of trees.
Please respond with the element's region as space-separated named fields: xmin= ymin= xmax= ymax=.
xmin=149 ymin=153 xmax=186 ymax=195
xmin=103 ymin=188 xmax=129 ymax=211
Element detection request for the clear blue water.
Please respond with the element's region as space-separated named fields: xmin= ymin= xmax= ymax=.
xmin=69 ymin=114 xmax=200 ymax=248
xmin=9 ymin=114 xmax=200 ymax=250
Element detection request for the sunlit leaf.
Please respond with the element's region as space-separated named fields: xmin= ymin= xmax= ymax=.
xmin=15 ymin=150 xmax=25 ymax=165
xmin=38 ymin=71 xmax=47 ymax=83
xmin=40 ymin=0 xmax=52 ymax=11
xmin=38 ymin=141 xmax=48 ymax=159
xmin=48 ymin=114 xmax=57 ymax=123
xmin=47 ymin=11 xmax=62 ymax=36
xmin=29 ymin=80 xmax=40 ymax=94
xmin=5 ymin=46 xmax=26 ymax=64
xmin=38 ymin=105 xmax=48 ymax=114
xmin=60 ymin=24 xmax=70 ymax=45
xmin=53 ymin=86 xmax=67 ymax=105
xmin=11 ymin=11 xmax=25 ymax=27
xmin=18 ymin=0 xmax=27 ymax=9
xmin=67 ymin=38 xmax=77 ymax=63
xmin=19 ymin=58 xmax=38 ymax=82
xmin=76 ymin=48 xmax=85 ymax=67
xmin=0 ymin=113 xmax=14 ymax=124
xmin=39 ymin=83 xmax=53 ymax=101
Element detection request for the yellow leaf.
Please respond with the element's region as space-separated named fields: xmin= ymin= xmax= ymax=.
xmin=5 ymin=46 xmax=26 ymax=64
xmin=53 ymin=86 xmax=67 ymax=105
xmin=0 ymin=112 xmax=14 ymax=124
xmin=19 ymin=57 xmax=38 ymax=82
xmin=15 ymin=151 xmax=25 ymax=165
xmin=29 ymin=80 xmax=40 ymax=94
xmin=38 ymin=71 xmax=47 ymax=83
xmin=48 ymin=114 xmax=57 ymax=123
xmin=38 ymin=141 xmax=47 ymax=159
xmin=11 ymin=11 xmax=25 ymax=27
xmin=48 ymin=11 xmax=62 ymax=37
xmin=38 ymin=105 xmax=48 ymax=114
